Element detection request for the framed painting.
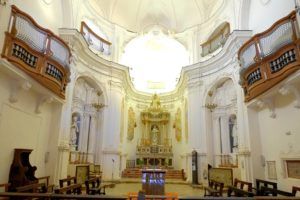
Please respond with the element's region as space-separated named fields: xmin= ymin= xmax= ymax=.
xmin=76 ymin=165 xmax=90 ymax=184
xmin=266 ymin=161 xmax=277 ymax=180
xmin=286 ymin=160 xmax=300 ymax=179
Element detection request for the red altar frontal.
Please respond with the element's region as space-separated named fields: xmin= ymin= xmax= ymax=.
xmin=142 ymin=169 xmax=166 ymax=195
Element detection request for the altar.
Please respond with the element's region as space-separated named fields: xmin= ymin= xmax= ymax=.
xmin=136 ymin=94 xmax=173 ymax=168
xmin=142 ymin=169 xmax=166 ymax=195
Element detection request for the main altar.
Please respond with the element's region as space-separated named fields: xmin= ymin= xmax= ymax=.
xmin=136 ymin=94 xmax=173 ymax=168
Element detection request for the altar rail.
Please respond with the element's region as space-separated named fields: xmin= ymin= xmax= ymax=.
xmin=69 ymin=151 xmax=94 ymax=164
xmin=201 ymin=22 xmax=230 ymax=57
xmin=80 ymin=21 xmax=111 ymax=56
xmin=1 ymin=5 xmax=71 ymax=99
xmin=238 ymin=11 xmax=300 ymax=102
xmin=215 ymin=154 xmax=238 ymax=168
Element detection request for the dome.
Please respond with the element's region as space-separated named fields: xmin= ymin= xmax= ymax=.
xmin=87 ymin=0 xmax=226 ymax=33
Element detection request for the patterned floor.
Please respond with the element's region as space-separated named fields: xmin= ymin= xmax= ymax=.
xmin=104 ymin=182 xmax=204 ymax=197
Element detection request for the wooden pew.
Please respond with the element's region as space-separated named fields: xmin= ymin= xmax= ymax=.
xmin=227 ymin=178 xmax=254 ymax=197
xmin=15 ymin=183 xmax=47 ymax=193
xmin=0 ymin=183 xmax=10 ymax=200
xmin=292 ymin=186 xmax=300 ymax=196
xmin=85 ymin=177 xmax=101 ymax=195
xmin=204 ymin=179 xmax=224 ymax=197
xmin=54 ymin=183 xmax=82 ymax=195
xmin=255 ymin=179 xmax=277 ymax=196
xmin=59 ymin=176 xmax=77 ymax=188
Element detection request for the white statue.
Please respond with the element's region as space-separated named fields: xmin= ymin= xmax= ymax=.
xmin=70 ymin=115 xmax=79 ymax=146
xmin=232 ymin=123 xmax=238 ymax=147
xmin=151 ymin=125 xmax=159 ymax=145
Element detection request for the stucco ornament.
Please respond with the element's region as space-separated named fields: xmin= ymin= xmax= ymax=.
xmin=127 ymin=107 xmax=137 ymax=141
xmin=173 ymin=108 xmax=182 ymax=142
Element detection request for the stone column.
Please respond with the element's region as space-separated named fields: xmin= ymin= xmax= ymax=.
xmin=53 ymin=62 xmax=77 ymax=183
xmin=101 ymin=80 xmax=124 ymax=181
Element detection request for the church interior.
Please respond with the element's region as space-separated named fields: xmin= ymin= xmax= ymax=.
xmin=0 ymin=0 xmax=300 ymax=199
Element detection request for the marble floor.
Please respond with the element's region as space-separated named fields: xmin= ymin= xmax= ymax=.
xmin=104 ymin=182 xmax=204 ymax=197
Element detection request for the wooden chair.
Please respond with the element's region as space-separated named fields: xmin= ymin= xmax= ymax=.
xmin=204 ymin=179 xmax=224 ymax=197
xmin=227 ymin=178 xmax=254 ymax=197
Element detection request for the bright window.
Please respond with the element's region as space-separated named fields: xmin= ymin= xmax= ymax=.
xmin=121 ymin=28 xmax=189 ymax=93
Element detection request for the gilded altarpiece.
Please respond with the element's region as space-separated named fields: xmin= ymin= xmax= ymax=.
xmin=136 ymin=94 xmax=173 ymax=167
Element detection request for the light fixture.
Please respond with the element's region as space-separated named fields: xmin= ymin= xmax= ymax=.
xmin=205 ymin=90 xmax=217 ymax=112
xmin=92 ymin=91 xmax=106 ymax=111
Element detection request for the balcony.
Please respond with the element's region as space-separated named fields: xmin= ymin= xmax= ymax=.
xmin=1 ymin=6 xmax=71 ymax=99
xmin=80 ymin=21 xmax=111 ymax=56
xmin=201 ymin=22 xmax=230 ymax=57
xmin=238 ymin=11 xmax=300 ymax=102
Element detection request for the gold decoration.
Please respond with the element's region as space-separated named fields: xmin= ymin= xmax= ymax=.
xmin=173 ymin=108 xmax=182 ymax=142
xmin=92 ymin=91 xmax=106 ymax=111
xmin=205 ymin=90 xmax=217 ymax=112
xmin=127 ymin=106 xmax=137 ymax=141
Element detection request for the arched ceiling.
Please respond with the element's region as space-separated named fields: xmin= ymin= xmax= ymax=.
xmin=87 ymin=0 xmax=226 ymax=33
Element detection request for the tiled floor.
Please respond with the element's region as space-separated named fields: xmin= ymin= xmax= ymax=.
xmin=104 ymin=182 xmax=204 ymax=197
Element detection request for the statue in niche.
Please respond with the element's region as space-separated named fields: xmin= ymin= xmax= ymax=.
xmin=229 ymin=115 xmax=238 ymax=152
xmin=173 ymin=108 xmax=182 ymax=142
xmin=151 ymin=125 xmax=159 ymax=145
xmin=70 ymin=114 xmax=80 ymax=150
xmin=127 ymin=107 xmax=137 ymax=141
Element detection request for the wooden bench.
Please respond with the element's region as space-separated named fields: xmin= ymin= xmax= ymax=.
xmin=54 ymin=183 xmax=82 ymax=194
xmin=204 ymin=179 xmax=224 ymax=197
xmin=227 ymin=178 xmax=254 ymax=197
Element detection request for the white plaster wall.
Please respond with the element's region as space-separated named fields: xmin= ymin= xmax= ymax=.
xmin=0 ymin=67 xmax=62 ymax=184
xmin=248 ymin=0 xmax=295 ymax=34
xmin=255 ymin=93 xmax=300 ymax=190
xmin=9 ymin=0 xmax=63 ymax=34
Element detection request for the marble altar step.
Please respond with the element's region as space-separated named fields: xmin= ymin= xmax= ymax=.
xmin=122 ymin=168 xmax=186 ymax=180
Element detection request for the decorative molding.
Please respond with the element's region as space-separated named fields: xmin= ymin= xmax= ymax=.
xmin=9 ymin=81 xmax=32 ymax=103
xmin=35 ymin=95 xmax=54 ymax=114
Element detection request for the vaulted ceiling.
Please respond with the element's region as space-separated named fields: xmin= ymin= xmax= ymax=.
xmin=87 ymin=0 xmax=226 ymax=33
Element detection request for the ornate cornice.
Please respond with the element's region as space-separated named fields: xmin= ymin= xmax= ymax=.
xmin=59 ymin=29 xmax=251 ymax=103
